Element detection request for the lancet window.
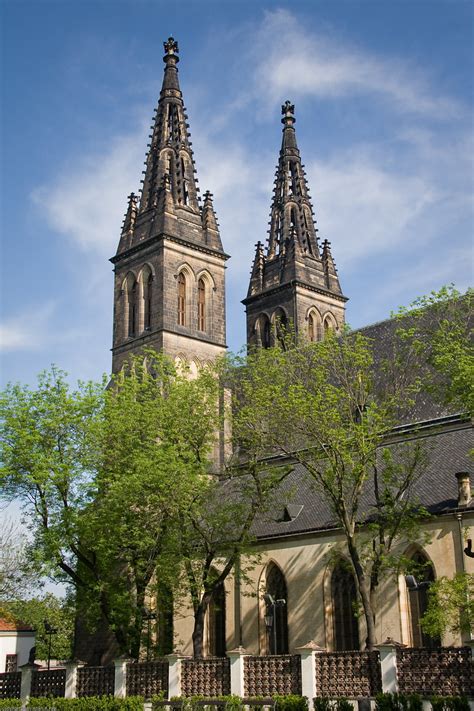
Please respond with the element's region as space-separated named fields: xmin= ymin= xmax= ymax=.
xmin=265 ymin=563 xmax=288 ymax=654
xmin=198 ymin=278 xmax=206 ymax=331
xmin=332 ymin=563 xmax=360 ymax=651
xmin=178 ymin=272 xmax=186 ymax=326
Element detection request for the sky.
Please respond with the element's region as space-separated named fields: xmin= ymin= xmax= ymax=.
xmin=1 ymin=0 xmax=473 ymax=390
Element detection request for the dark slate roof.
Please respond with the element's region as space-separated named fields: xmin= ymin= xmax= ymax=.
xmin=251 ymin=419 xmax=473 ymax=540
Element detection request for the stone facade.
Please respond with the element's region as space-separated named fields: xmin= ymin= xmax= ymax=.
xmin=110 ymin=37 xmax=228 ymax=375
xmin=243 ymin=101 xmax=347 ymax=348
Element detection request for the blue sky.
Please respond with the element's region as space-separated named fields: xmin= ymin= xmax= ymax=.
xmin=1 ymin=0 xmax=473 ymax=389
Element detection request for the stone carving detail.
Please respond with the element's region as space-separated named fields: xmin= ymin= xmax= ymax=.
xmin=126 ymin=660 xmax=169 ymax=698
xmin=244 ymin=655 xmax=301 ymax=696
xmin=315 ymin=652 xmax=382 ymax=697
xmin=0 ymin=672 xmax=21 ymax=699
xmin=181 ymin=658 xmax=231 ymax=697
xmin=30 ymin=669 xmax=66 ymax=698
xmin=77 ymin=665 xmax=115 ymax=697
xmin=397 ymin=647 xmax=473 ymax=696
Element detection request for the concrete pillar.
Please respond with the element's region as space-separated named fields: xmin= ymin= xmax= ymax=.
xmin=296 ymin=641 xmax=325 ymax=701
xmin=375 ymin=639 xmax=403 ymax=694
xmin=114 ymin=657 xmax=131 ymax=698
xmin=227 ymin=648 xmax=247 ymax=697
xmin=167 ymin=654 xmax=186 ymax=698
xmin=19 ymin=663 xmax=35 ymax=704
xmin=65 ymin=661 xmax=80 ymax=699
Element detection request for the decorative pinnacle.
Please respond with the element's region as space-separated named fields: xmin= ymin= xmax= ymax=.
xmin=281 ymin=100 xmax=295 ymax=126
xmin=163 ymin=37 xmax=179 ymax=58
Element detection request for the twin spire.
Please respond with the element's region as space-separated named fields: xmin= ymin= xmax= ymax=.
xmin=115 ymin=38 xmax=342 ymax=303
xmin=115 ymin=37 xmax=223 ymax=256
xmin=247 ymin=101 xmax=342 ymax=298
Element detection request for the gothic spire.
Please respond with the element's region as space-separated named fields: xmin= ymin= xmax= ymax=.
xmin=201 ymin=191 xmax=223 ymax=251
xmin=116 ymin=192 xmax=138 ymax=253
xmin=247 ymin=241 xmax=265 ymax=297
xmin=138 ymin=36 xmax=200 ymax=215
xmin=322 ymin=239 xmax=342 ymax=294
xmin=267 ymin=101 xmax=320 ymax=260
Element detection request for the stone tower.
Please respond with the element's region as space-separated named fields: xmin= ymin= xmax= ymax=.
xmin=111 ymin=37 xmax=228 ymax=373
xmin=243 ymin=101 xmax=347 ymax=348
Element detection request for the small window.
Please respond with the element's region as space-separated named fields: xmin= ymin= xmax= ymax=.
xmin=308 ymin=314 xmax=315 ymax=342
xmin=178 ymin=273 xmax=186 ymax=326
xmin=180 ymin=157 xmax=188 ymax=205
xmin=5 ymin=654 xmax=17 ymax=672
xmin=198 ymin=278 xmax=206 ymax=331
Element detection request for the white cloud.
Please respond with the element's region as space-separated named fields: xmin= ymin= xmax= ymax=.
xmin=251 ymin=9 xmax=462 ymax=118
xmin=31 ymin=125 xmax=148 ymax=258
xmin=0 ymin=302 xmax=57 ymax=353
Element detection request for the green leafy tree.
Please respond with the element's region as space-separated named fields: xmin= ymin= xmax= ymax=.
xmin=421 ymin=572 xmax=474 ymax=639
xmin=230 ymin=287 xmax=471 ymax=650
xmin=0 ymin=518 xmax=37 ymax=600
xmin=0 ymin=593 xmax=75 ymax=659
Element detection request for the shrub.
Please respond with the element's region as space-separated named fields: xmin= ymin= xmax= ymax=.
xmin=27 ymin=697 xmax=144 ymax=711
xmin=431 ymin=698 xmax=470 ymax=711
xmin=273 ymin=696 xmax=308 ymax=711
xmin=0 ymin=701 xmax=22 ymax=709
xmin=314 ymin=700 xmax=352 ymax=711
xmin=375 ymin=694 xmax=422 ymax=711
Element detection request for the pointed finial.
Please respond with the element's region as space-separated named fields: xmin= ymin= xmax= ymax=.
xmin=281 ymin=100 xmax=295 ymax=127
xmin=203 ymin=190 xmax=213 ymax=203
xmin=163 ymin=37 xmax=179 ymax=62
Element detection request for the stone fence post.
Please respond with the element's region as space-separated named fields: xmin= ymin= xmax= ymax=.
xmin=167 ymin=653 xmax=186 ymax=698
xmin=296 ymin=641 xmax=325 ymax=701
xmin=19 ymin=663 xmax=35 ymax=704
xmin=114 ymin=657 xmax=132 ymax=697
xmin=375 ymin=639 xmax=404 ymax=694
xmin=65 ymin=661 xmax=81 ymax=699
xmin=227 ymin=648 xmax=248 ymax=697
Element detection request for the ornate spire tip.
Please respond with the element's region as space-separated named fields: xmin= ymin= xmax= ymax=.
xmin=281 ymin=100 xmax=295 ymax=126
xmin=164 ymin=36 xmax=179 ymax=56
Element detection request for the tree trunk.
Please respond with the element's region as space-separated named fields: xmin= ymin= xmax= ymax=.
xmin=192 ymin=592 xmax=212 ymax=658
xmin=346 ymin=534 xmax=377 ymax=650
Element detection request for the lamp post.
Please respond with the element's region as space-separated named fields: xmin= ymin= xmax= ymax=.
xmin=43 ymin=621 xmax=57 ymax=671
xmin=263 ymin=593 xmax=286 ymax=655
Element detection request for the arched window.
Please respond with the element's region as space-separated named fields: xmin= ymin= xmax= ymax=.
xmin=332 ymin=563 xmax=360 ymax=651
xmin=128 ymin=280 xmax=137 ymax=337
xmin=156 ymin=582 xmax=173 ymax=656
xmin=408 ymin=552 xmax=440 ymax=648
xmin=198 ymin=278 xmax=206 ymax=331
xmin=265 ymin=563 xmax=288 ymax=654
xmin=308 ymin=313 xmax=315 ymax=342
xmin=274 ymin=308 xmax=288 ymax=348
xmin=144 ymin=273 xmax=153 ymax=330
xmin=178 ymin=273 xmax=186 ymax=326
xmin=208 ymin=581 xmax=226 ymax=657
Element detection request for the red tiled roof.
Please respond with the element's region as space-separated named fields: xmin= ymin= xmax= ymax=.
xmin=0 ymin=617 xmax=34 ymax=632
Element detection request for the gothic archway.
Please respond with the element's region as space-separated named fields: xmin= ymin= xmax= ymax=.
xmin=265 ymin=563 xmax=289 ymax=654
xmin=331 ymin=562 xmax=360 ymax=650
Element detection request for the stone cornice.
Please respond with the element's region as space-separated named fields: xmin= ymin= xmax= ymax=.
xmin=242 ymin=279 xmax=348 ymax=306
xmin=110 ymin=232 xmax=230 ymax=266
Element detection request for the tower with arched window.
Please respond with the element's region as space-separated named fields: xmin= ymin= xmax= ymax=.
xmin=111 ymin=37 xmax=228 ymax=374
xmin=243 ymin=102 xmax=347 ymax=349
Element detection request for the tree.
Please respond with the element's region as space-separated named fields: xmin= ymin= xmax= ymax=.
xmin=0 ymin=593 xmax=75 ymax=660
xmin=421 ymin=572 xmax=474 ymax=639
xmin=0 ymin=518 xmax=36 ymax=600
xmin=231 ymin=289 xmax=471 ymax=650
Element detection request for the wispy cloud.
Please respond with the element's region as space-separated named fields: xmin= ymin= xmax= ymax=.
xmin=250 ymin=9 xmax=463 ymax=119
xmin=31 ymin=125 xmax=148 ymax=258
xmin=0 ymin=302 xmax=57 ymax=353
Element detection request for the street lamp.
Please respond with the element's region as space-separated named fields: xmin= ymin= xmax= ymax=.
xmin=263 ymin=593 xmax=286 ymax=655
xmin=43 ymin=621 xmax=57 ymax=671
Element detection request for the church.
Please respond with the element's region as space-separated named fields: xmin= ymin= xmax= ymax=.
xmin=109 ymin=38 xmax=473 ymax=658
